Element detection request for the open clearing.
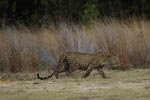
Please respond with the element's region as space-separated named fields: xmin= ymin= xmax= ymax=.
xmin=0 ymin=69 xmax=150 ymax=100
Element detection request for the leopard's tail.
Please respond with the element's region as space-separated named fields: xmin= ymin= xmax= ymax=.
xmin=37 ymin=53 xmax=67 ymax=80
xmin=37 ymin=70 xmax=56 ymax=80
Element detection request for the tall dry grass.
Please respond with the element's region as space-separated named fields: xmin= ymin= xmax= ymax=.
xmin=0 ymin=19 xmax=150 ymax=72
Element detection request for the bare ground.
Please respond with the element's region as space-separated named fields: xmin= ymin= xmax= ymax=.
xmin=0 ymin=69 xmax=150 ymax=100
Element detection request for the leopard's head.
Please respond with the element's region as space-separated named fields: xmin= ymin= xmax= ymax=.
xmin=108 ymin=56 xmax=119 ymax=65
xmin=104 ymin=52 xmax=119 ymax=66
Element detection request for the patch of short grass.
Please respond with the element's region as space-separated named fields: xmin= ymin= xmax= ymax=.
xmin=0 ymin=69 xmax=150 ymax=100
xmin=1 ymin=88 xmax=150 ymax=100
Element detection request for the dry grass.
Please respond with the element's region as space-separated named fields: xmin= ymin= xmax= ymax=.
xmin=0 ymin=19 xmax=150 ymax=72
xmin=0 ymin=69 xmax=150 ymax=100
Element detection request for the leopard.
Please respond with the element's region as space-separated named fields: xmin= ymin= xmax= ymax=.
xmin=37 ymin=52 xmax=119 ymax=80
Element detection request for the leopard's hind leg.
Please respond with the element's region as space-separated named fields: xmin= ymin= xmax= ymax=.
xmin=63 ymin=60 xmax=72 ymax=76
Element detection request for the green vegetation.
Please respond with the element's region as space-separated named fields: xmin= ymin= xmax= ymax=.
xmin=0 ymin=0 xmax=150 ymax=24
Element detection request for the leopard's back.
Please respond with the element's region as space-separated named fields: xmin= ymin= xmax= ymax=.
xmin=64 ymin=52 xmax=95 ymax=68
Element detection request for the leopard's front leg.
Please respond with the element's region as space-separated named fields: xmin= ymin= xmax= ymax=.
xmin=97 ymin=68 xmax=106 ymax=78
xmin=82 ymin=65 xmax=94 ymax=78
